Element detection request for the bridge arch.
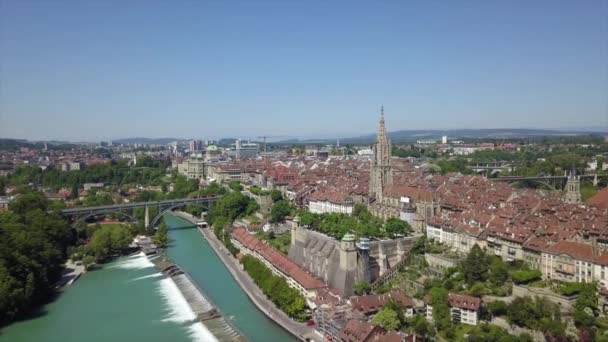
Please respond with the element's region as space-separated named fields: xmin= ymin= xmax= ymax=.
xmin=149 ymin=202 xmax=212 ymax=228
xmin=71 ymin=210 xmax=138 ymax=228
xmin=509 ymin=179 xmax=558 ymax=191
xmin=60 ymin=196 xmax=221 ymax=229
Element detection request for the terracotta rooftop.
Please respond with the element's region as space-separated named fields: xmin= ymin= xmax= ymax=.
xmin=231 ymin=228 xmax=326 ymax=290
xmin=587 ymin=188 xmax=608 ymax=210
xmin=338 ymin=320 xmax=382 ymax=342
xmin=546 ymin=240 xmax=599 ymax=262
xmin=350 ymin=291 xmax=415 ymax=314
xmin=448 ymin=293 xmax=481 ymax=311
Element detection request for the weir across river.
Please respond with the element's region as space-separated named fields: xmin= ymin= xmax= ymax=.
xmin=153 ymin=257 xmax=245 ymax=341
xmin=0 ymin=213 xmax=297 ymax=342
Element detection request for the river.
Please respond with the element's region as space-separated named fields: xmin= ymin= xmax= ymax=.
xmin=0 ymin=214 xmax=296 ymax=342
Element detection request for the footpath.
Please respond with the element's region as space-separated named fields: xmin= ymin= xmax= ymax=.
xmin=173 ymin=212 xmax=320 ymax=342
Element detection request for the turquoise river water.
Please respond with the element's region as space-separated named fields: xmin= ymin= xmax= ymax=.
xmin=0 ymin=214 xmax=296 ymax=342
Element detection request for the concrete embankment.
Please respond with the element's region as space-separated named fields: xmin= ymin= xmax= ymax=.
xmin=172 ymin=211 xmax=316 ymax=342
xmin=151 ymin=255 xmax=246 ymax=342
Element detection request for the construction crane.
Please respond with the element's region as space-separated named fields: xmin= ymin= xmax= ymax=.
xmin=258 ymin=135 xmax=281 ymax=152
xmin=258 ymin=136 xmax=268 ymax=152
xmin=257 ymin=135 xmax=287 ymax=152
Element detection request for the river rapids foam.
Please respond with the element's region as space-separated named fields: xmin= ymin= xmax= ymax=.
xmin=111 ymin=252 xmax=155 ymax=270
xmin=157 ymin=276 xmax=218 ymax=342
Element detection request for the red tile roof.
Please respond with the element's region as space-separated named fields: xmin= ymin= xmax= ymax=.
xmin=546 ymin=240 xmax=599 ymax=262
xmin=350 ymin=291 xmax=415 ymax=315
xmin=587 ymin=188 xmax=608 ymax=210
xmin=338 ymin=320 xmax=382 ymax=342
xmin=231 ymin=228 xmax=326 ymax=290
xmin=448 ymin=293 xmax=481 ymax=311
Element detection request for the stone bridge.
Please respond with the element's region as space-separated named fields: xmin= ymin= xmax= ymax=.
xmin=490 ymin=173 xmax=604 ymax=190
xmin=60 ymin=196 xmax=221 ymax=228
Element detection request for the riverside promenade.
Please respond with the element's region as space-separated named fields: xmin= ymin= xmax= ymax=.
xmin=173 ymin=212 xmax=319 ymax=342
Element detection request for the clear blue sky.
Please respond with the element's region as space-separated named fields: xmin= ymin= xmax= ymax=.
xmin=1 ymin=0 xmax=607 ymax=141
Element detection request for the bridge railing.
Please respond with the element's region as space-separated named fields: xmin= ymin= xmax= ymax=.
xmin=60 ymin=196 xmax=222 ymax=215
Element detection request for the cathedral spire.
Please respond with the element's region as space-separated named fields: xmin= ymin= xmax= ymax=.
xmin=370 ymin=106 xmax=393 ymax=201
xmin=377 ymin=105 xmax=387 ymax=142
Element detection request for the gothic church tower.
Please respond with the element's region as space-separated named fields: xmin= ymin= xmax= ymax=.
xmin=369 ymin=106 xmax=393 ymax=202
xmin=564 ymin=168 xmax=582 ymax=204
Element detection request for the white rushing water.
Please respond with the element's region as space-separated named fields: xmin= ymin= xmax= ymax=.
xmin=188 ymin=323 xmax=220 ymax=342
xmin=129 ymin=272 xmax=164 ymax=282
xmin=157 ymin=277 xmax=219 ymax=342
xmin=111 ymin=252 xmax=155 ymax=270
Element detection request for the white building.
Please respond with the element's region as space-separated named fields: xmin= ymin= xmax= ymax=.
xmin=308 ymin=199 xmax=354 ymax=214
xmin=453 ymin=147 xmax=478 ymax=156
xmin=177 ymin=154 xmax=205 ymax=180
xmin=426 ymin=293 xmax=480 ymax=326
xmin=357 ymin=149 xmax=374 ymax=156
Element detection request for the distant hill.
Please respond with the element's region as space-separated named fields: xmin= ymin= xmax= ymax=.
xmin=274 ymin=128 xmax=607 ymax=145
xmin=111 ymin=137 xmax=183 ymax=145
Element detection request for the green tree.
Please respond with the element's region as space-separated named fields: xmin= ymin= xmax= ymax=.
xmin=462 ymin=244 xmax=490 ymax=285
xmin=371 ymin=307 xmax=401 ymax=331
xmin=168 ymin=175 xmax=199 ymax=198
xmin=574 ymin=283 xmax=598 ymax=328
xmin=89 ymin=224 xmax=133 ymax=261
xmin=82 ymin=255 xmax=96 ymax=271
xmin=384 ymin=218 xmax=412 ymax=238
xmin=468 ymin=282 xmax=488 ymax=297
xmin=8 ymin=190 xmax=49 ymax=216
xmin=352 ymin=203 xmax=370 ymax=220
xmin=510 ymin=269 xmax=541 ymax=284
xmin=153 ymin=223 xmax=169 ymax=248
xmin=228 ymin=181 xmax=243 ymax=192
xmin=489 ymin=257 xmax=509 ymax=286
xmin=429 ymin=287 xmax=451 ymax=330
xmin=466 ymin=323 xmax=528 ymax=342
xmin=353 ymin=281 xmax=371 ymax=295
xmin=0 ymin=189 xmax=73 ymax=324
xmin=209 ymin=191 xmax=257 ymax=224
xmin=409 ymin=315 xmax=435 ymax=340
xmin=240 ymin=255 xmax=308 ymax=321
xmin=299 ymin=211 xmax=317 ymax=226
xmin=270 ymin=189 xmax=283 ymax=202
xmin=506 ymin=296 xmax=563 ymax=335
xmin=70 ymin=183 xmax=79 ymax=199
xmin=270 ymin=200 xmax=291 ymax=223
xmin=487 ymin=300 xmax=508 ymax=317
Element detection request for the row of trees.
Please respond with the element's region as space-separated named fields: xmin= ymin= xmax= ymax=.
xmin=298 ymin=204 xmax=412 ymax=239
xmin=240 ymin=255 xmax=308 ymax=321
xmin=6 ymin=158 xmax=170 ymax=191
xmin=69 ymin=222 xmax=139 ymax=266
xmin=425 ymin=244 xmax=540 ymax=297
xmin=207 ymin=183 xmax=258 ymax=256
xmin=86 ymin=224 xmax=133 ymax=262
xmin=0 ymin=190 xmax=74 ymax=324
xmin=487 ymin=296 xmax=565 ymax=338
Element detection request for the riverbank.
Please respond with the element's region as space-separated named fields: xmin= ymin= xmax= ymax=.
xmin=55 ymin=259 xmax=86 ymax=290
xmin=172 ymin=212 xmax=319 ymax=342
xmin=0 ymin=252 xmax=211 ymax=342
